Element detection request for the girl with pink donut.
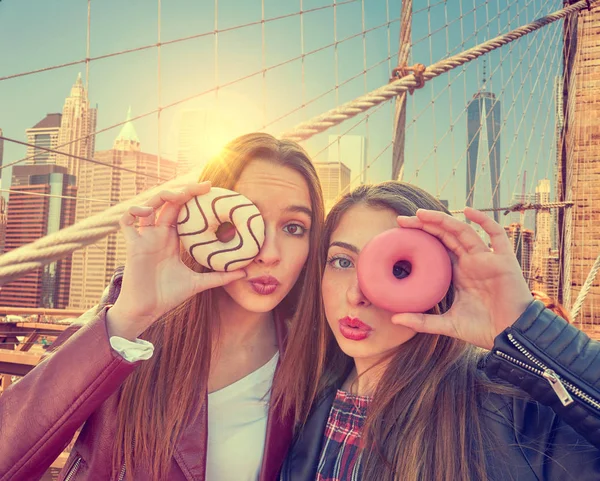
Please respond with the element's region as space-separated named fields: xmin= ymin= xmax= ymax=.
xmin=280 ymin=181 xmax=600 ymax=481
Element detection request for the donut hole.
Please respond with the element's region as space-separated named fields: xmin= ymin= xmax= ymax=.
xmin=216 ymin=222 xmax=237 ymax=243
xmin=392 ymin=260 xmax=412 ymax=280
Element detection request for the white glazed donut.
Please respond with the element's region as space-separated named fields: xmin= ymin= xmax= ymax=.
xmin=177 ymin=187 xmax=265 ymax=272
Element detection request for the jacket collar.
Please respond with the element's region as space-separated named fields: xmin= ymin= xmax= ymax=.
xmin=174 ymin=308 xmax=295 ymax=481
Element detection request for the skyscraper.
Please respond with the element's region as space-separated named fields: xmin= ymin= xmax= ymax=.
xmin=327 ymin=135 xmax=366 ymax=187
xmin=25 ymin=114 xmax=63 ymax=164
xmin=531 ymin=179 xmax=553 ymax=293
xmin=0 ymin=165 xmax=77 ymax=308
xmin=0 ymin=129 xmax=4 ymax=253
xmin=0 ymin=128 xmax=4 ymax=176
xmin=68 ymin=109 xmax=176 ymax=310
xmin=505 ymin=223 xmax=534 ymax=285
xmin=466 ymin=90 xmax=502 ymax=222
xmin=56 ymin=73 xmax=97 ymax=178
xmin=0 ymin=197 xmax=7 ymax=255
xmin=314 ymin=161 xmax=351 ymax=213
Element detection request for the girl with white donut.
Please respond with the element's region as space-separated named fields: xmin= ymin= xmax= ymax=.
xmin=281 ymin=181 xmax=600 ymax=481
xmin=0 ymin=133 xmax=326 ymax=481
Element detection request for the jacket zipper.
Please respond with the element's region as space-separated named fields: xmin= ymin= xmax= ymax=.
xmin=495 ymin=333 xmax=600 ymax=410
xmin=64 ymin=456 xmax=82 ymax=481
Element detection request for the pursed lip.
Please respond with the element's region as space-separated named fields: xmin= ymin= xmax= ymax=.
xmin=338 ymin=316 xmax=373 ymax=341
xmin=248 ymin=275 xmax=280 ymax=295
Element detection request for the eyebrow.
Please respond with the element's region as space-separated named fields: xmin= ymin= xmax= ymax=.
xmin=284 ymin=205 xmax=313 ymax=218
xmin=329 ymin=241 xmax=360 ymax=255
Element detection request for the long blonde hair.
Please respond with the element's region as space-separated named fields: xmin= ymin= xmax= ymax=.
xmin=113 ymin=133 xmax=325 ymax=480
xmin=319 ymin=181 xmax=510 ymax=481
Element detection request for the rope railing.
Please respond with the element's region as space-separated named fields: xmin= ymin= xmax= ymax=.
xmin=0 ymin=169 xmax=202 ymax=284
xmin=0 ymin=0 xmax=593 ymax=286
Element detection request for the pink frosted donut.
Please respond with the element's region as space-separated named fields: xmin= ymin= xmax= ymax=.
xmin=357 ymin=228 xmax=452 ymax=313
xmin=177 ymin=187 xmax=265 ymax=272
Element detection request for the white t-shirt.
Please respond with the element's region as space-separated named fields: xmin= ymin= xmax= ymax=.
xmin=109 ymin=336 xmax=278 ymax=480
xmin=206 ymin=352 xmax=279 ymax=481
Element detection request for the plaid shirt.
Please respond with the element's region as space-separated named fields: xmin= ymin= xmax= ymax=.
xmin=316 ymin=389 xmax=371 ymax=481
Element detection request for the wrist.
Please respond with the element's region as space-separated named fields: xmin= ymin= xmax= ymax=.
xmin=106 ymin=304 xmax=156 ymax=341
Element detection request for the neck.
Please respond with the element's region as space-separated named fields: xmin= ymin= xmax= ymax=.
xmin=345 ymin=353 xmax=393 ymax=396
xmin=213 ymin=288 xmax=276 ymax=351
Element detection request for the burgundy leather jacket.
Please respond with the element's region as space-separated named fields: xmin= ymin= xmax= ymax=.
xmin=0 ymin=268 xmax=294 ymax=481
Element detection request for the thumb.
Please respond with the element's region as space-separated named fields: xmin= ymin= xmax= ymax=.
xmin=391 ymin=312 xmax=454 ymax=337
xmin=193 ymin=269 xmax=247 ymax=293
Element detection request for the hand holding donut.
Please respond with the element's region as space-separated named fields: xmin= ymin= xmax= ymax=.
xmin=106 ymin=182 xmax=247 ymax=341
xmin=391 ymin=207 xmax=533 ymax=350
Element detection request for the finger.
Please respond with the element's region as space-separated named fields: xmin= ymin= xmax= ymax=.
xmin=398 ymin=214 xmax=467 ymax=257
xmin=464 ymin=207 xmax=512 ymax=255
xmin=193 ymin=269 xmax=247 ymax=293
xmin=153 ymin=183 xmax=212 ymax=226
xmin=119 ymin=206 xmax=152 ymax=241
xmin=391 ymin=312 xmax=456 ymax=338
xmin=396 ymin=215 xmax=424 ymax=229
xmin=137 ymin=206 xmax=156 ymax=227
xmin=415 ymin=209 xmax=489 ymax=255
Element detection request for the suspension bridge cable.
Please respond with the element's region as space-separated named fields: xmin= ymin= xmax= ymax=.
xmin=412 ymin=2 xmax=557 ymax=195
xmin=449 ymin=201 xmax=573 ymax=215
xmin=571 ymin=254 xmax=600 ymax=321
xmin=0 ymin=0 xmax=361 ymax=83
xmin=486 ymin=18 xmax=562 ymax=211
xmin=280 ymin=0 xmax=595 ymax=142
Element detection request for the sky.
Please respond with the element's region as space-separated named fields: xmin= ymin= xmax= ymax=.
xmin=0 ymin=0 xmax=564 ymax=220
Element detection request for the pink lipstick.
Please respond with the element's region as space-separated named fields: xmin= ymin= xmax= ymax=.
xmin=248 ymin=275 xmax=280 ymax=295
xmin=338 ymin=316 xmax=373 ymax=341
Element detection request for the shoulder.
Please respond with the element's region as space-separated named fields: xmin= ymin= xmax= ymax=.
xmin=478 ymin=380 xmax=600 ymax=479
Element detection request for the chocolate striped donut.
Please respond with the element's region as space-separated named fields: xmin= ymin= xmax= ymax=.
xmin=177 ymin=187 xmax=265 ymax=272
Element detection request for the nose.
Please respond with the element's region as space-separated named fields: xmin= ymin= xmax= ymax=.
xmin=253 ymin=224 xmax=281 ymax=266
xmin=346 ymin=277 xmax=371 ymax=308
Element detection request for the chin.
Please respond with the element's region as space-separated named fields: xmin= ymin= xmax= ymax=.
xmin=333 ymin=336 xmax=379 ymax=360
xmin=236 ymin=296 xmax=281 ymax=313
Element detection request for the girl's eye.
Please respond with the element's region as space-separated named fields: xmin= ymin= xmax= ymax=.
xmin=284 ymin=223 xmax=306 ymax=236
xmin=328 ymin=256 xmax=354 ymax=269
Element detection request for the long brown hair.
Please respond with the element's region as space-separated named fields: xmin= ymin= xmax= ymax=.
xmin=320 ymin=181 xmax=510 ymax=481
xmin=113 ymin=133 xmax=325 ymax=480
xmin=532 ymin=290 xmax=572 ymax=323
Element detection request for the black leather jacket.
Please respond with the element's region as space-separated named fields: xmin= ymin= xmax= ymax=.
xmin=281 ymin=301 xmax=600 ymax=480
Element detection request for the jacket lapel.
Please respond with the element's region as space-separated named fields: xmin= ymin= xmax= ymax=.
xmin=279 ymin=387 xmax=337 ymax=481
xmin=259 ymin=309 xmax=295 ymax=481
xmin=173 ymin=309 xmax=294 ymax=481
xmin=173 ymin=393 xmax=208 ymax=481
